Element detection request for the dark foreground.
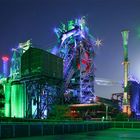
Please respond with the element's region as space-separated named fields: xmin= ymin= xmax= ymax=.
xmin=5 ymin=128 xmax=140 ymax=140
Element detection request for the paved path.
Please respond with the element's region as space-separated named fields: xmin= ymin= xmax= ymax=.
xmin=5 ymin=128 xmax=140 ymax=140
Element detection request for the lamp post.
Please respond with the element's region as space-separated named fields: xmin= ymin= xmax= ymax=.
xmin=105 ymin=105 xmax=108 ymax=120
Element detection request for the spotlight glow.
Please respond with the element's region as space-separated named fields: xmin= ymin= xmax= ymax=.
xmin=95 ymin=38 xmax=102 ymax=47
xmin=2 ymin=56 xmax=9 ymax=61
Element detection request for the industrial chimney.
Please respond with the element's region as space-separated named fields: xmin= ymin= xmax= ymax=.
xmin=121 ymin=30 xmax=131 ymax=115
xmin=2 ymin=56 xmax=9 ymax=77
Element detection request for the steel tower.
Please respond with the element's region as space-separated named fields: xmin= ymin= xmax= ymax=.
xmin=54 ymin=17 xmax=96 ymax=103
xmin=10 ymin=40 xmax=31 ymax=79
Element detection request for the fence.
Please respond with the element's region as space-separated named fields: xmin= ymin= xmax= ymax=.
xmin=0 ymin=121 xmax=111 ymax=139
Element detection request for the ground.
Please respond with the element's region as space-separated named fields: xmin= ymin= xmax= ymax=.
xmin=5 ymin=128 xmax=140 ymax=140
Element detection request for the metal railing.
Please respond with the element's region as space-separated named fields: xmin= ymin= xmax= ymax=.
xmin=0 ymin=121 xmax=111 ymax=139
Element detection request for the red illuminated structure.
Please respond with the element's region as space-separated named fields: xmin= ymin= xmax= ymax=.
xmin=2 ymin=56 xmax=9 ymax=62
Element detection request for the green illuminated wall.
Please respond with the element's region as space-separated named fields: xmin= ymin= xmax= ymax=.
xmin=4 ymin=83 xmax=11 ymax=117
xmin=11 ymin=84 xmax=26 ymax=118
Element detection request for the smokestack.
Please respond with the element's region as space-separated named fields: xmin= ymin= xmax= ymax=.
xmin=121 ymin=30 xmax=131 ymax=115
xmin=2 ymin=56 xmax=9 ymax=77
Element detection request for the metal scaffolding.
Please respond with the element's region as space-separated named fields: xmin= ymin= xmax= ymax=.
xmin=54 ymin=17 xmax=96 ymax=103
xmin=20 ymin=75 xmax=63 ymax=119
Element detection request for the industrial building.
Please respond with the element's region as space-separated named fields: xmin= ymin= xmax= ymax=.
xmin=0 ymin=17 xmax=97 ymax=119
xmin=0 ymin=17 xmax=140 ymax=120
xmin=129 ymin=80 xmax=140 ymax=118
xmin=0 ymin=43 xmax=63 ymax=119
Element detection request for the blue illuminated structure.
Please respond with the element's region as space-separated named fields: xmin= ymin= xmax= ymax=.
xmin=53 ymin=17 xmax=96 ymax=103
xmin=129 ymin=80 xmax=140 ymax=118
xmin=10 ymin=40 xmax=31 ymax=79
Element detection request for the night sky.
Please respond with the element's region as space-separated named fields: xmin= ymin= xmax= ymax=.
xmin=0 ymin=0 xmax=140 ymax=98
